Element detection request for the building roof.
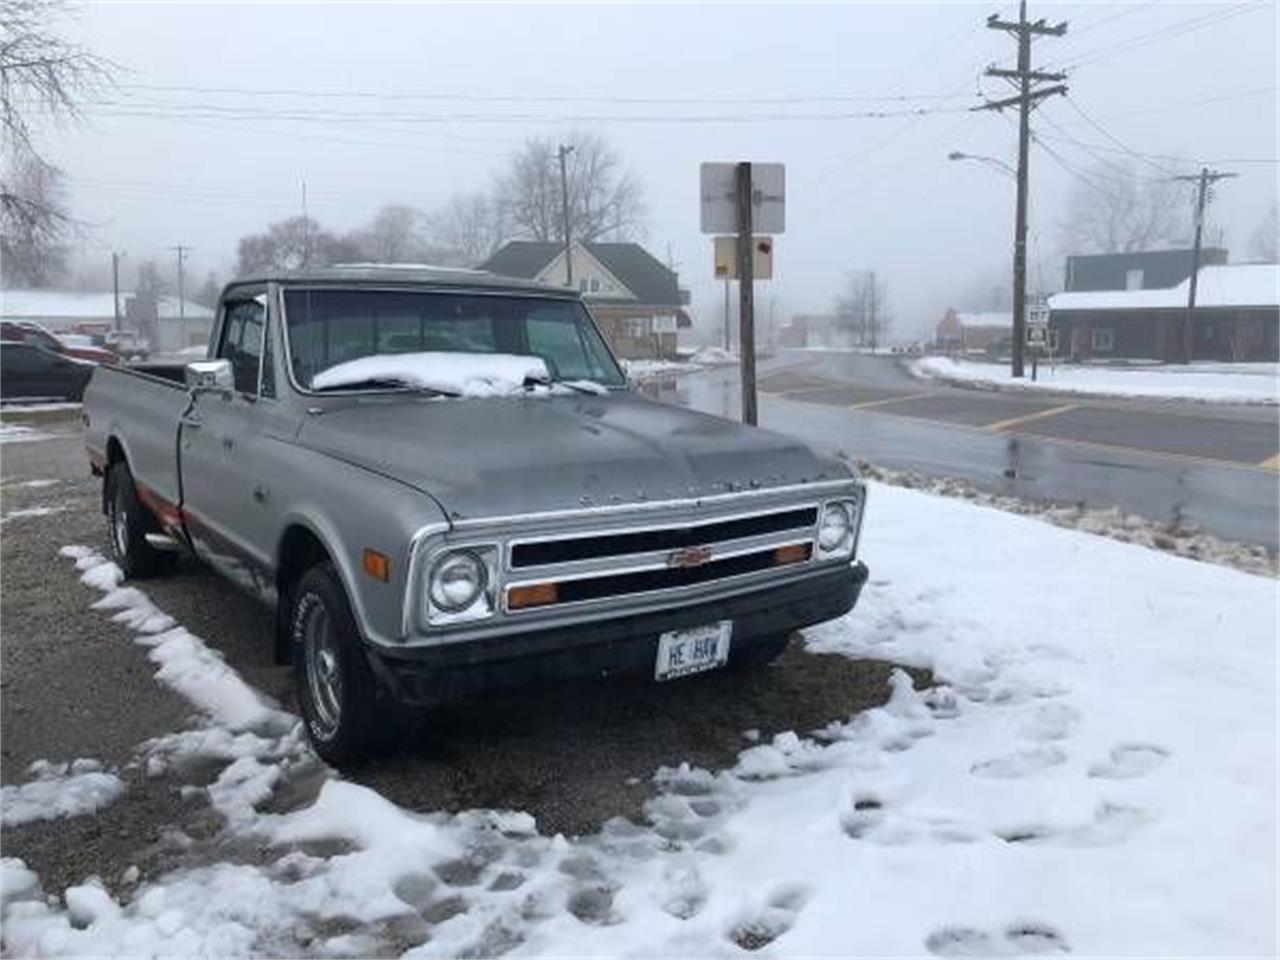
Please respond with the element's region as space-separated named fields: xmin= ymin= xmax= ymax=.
xmin=481 ymin=241 xmax=682 ymax=307
xmin=1 ymin=289 xmax=215 ymax=322
xmin=1049 ymin=263 xmax=1279 ymax=312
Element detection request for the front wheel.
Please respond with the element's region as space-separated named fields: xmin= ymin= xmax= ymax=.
xmin=291 ymin=562 xmax=382 ymax=765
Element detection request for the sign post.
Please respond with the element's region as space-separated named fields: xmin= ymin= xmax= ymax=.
xmin=700 ymin=161 xmax=785 ymax=426
xmin=1026 ymin=300 xmax=1049 ymax=382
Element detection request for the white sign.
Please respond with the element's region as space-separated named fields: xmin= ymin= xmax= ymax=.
xmin=713 ymin=236 xmax=773 ymax=280
xmin=700 ymin=162 xmax=786 ymax=234
xmin=1026 ymin=325 xmax=1048 ymax=346
xmin=1027 ymin=302 xmax=1049 ymax=327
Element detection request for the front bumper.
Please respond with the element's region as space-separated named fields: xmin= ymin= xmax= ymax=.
xmin=366 ymin=560 xmax=869 ymax=706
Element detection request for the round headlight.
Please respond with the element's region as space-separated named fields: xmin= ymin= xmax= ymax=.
xmin=817 ymin=503 xmax=852 ymax=551
xmin=429 ymin=551 xmax=486 ymax=612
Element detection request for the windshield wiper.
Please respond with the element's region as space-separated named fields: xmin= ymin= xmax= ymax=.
xmin=523 ymin=374 xmax=605 ymax=395
xmin=313 ymin=376 xmax=458 ymax=397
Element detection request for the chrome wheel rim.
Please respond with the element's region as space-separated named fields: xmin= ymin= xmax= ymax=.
xmin=110 ymin=492 xmax=129 ymax=559
xmin=303 ymin=599 xmax=342 ymax=739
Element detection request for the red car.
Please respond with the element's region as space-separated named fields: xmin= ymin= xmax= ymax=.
xmin=0 ymin=320 xmax=118 ymax=365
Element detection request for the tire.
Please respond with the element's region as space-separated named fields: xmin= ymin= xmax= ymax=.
xmin=105 ymin=462 xmax=175 ymax=578
xmin=730 ymin=632 xmax=791 ymax=672
xmin=291 ymin=562 xmax=382 ymax=766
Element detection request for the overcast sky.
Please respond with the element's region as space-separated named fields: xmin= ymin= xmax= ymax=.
xmin=42 ymin=1 xmax=1280 ymax=340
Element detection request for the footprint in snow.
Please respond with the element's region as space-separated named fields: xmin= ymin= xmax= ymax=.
xmin=1017 ymin=702 xmax=1081 ymax=743
xmin=1088 ymin=743 xmax=1168 ymax=780
xmin=926 ymin=921 xmax=1069 ymax=957
xmin=996 ymin=801 xmax=1153 ymax=847
xmin=970 ymin=746 xmax=1067 ymax=779
xmin=727 ymin=884 xmax=812 ymax=951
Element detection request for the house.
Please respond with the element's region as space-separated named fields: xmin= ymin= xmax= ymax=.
xmin=0 ymin=288 xmax=216 ymax=354
xmin=934 ymin=308 xmax=1013 ymax=354
xmin=1047 ymin=263 xmax=1279 ymax=362
xmin=1064 ymin=248 xmax=1228 ymax=292
xmin=480 ymin=241 xmax=690 ymax=359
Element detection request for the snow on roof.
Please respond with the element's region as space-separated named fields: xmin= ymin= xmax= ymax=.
xmin=0 ymin=289 xmax=214 ymax=322
xmin=1049 ymin=263 xmax=1280 ymax=312
xmin=955 ymin=311 xmax=1012 ymax=329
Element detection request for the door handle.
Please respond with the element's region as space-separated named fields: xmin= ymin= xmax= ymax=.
xmin=181 ymin=414 xmax=203 ymax=429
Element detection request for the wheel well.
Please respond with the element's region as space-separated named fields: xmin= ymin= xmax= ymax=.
xmin=101 ymin=437 xmax=126 ymax=513
xmin=277 ymin=525 xmax=331 ymax=598
xmin=274 ymin=525 xmax=333 ymax=666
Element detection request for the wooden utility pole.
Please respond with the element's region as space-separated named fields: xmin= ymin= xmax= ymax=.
xmin=736 ymin=162 xmax=757 ymax=425
xmin=1173 ymin=167 xmax=1237 ymax=364
xmin=722 ymin=279 xmax=731 ymax=351
xmin=978 ymin=1 xmax=1067 ymax=378
xmin=170 ymin=244 xmax=190 ymax=348
xmin=558 ymin=144 xmax=575 ymax=286
xmin=868 ymin=270 xmax=878 ymax=352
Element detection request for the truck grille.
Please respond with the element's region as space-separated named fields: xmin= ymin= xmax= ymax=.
xmin=503 ymin=505 xmax=821 ymax=613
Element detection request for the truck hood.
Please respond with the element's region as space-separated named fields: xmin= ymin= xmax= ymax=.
xmin=295 ymin=391 xmax=850 ymax=520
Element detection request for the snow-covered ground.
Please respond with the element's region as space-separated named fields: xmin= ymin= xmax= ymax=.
xmin=0 ymin=761 xmax=125 ymax=828
xmin=1 ymin=485 xmax=1275 ymax=957
xmin=623 ymin=347 xmax=738 ymax=381
xmin=0 ymin=424 xmax=56 ymax=445
xmin=913 ymin=356 xmax=1279 ymax=405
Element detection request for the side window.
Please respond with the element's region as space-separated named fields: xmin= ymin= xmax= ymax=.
xmin=217 ymin=299 xmax=265 ymax=395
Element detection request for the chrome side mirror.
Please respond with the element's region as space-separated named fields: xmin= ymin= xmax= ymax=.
xmin=185 ymin=359 xmax=233 ymax=395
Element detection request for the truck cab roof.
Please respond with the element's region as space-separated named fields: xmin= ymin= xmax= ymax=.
xmin=227 ymin=264 xmax=578 ymax=299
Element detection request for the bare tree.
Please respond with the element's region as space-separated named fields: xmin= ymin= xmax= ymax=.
xmin=1249 ymin=202 xmax=1278 ymax=263
xmin=1058 ymin=162 xmax=1185 ymax=254
xmin=0 ymin=153 xmax=68 ymax=285
xmin=495 ymin=131 xmax=645 ymax=244
xmin=432 ymin=192 xmax=505 ymax=265
xmin=833 ymin=271 xmax=891 ymax=349
xmin=346 ymin=204 xmax=433 ymax=263
xmin=1 ymin=0 xmax=110 ymax=284
xmin=236 ymin=216 xmax=361 ymax=275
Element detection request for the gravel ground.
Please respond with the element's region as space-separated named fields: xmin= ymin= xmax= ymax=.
xmin=1 ymin=415 xmax=918 ymax=897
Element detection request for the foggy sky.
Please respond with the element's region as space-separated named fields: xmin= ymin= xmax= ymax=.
xmin=41 ymin=1 xmax=1280 ymax=341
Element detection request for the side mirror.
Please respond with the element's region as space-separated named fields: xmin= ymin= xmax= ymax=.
xmin=186 ymin=359 xmax=233 ymax=395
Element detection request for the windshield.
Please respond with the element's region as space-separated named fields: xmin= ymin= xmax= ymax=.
xmin=282 ymin=288 xmax=626 ymax=391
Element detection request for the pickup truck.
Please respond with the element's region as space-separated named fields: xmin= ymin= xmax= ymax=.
xmin=83 ymin=266 xmax=868 ymax=763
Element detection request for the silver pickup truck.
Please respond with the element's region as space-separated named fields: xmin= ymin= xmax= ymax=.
xmin=83 ymin=266 xmax=868 ymax=763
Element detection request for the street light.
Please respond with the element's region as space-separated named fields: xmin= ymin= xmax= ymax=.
xmin=948 ymin=150 xmax=1016 ymax=178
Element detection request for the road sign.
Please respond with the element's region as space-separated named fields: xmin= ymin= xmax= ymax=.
xmin=713 ymin=236 xmax=773 ymax=280
xmin=1027 ymin=301 xmax=1049 ymax=327
xmin=1026 ymin=325 xmax=1047 ymax=346
xmin=700 ymin=162 xmax=785 ymax=234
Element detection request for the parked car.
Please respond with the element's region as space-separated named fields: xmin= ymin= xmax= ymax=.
xmin=82 ymin=266 xmax=869 ymax=763
xmin=1 ymin=340 xmax=95 ymax=401
xmin=0 ymin=320 xmax=117 ymax=365
xmin=104 ymin=329 xmax=150 ymax=362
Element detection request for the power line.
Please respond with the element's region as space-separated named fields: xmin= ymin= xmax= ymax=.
xmin=1060 ymin=94 xmax=1180 ymax=176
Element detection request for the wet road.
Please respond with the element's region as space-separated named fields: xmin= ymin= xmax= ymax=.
xmin=650 ymin=351 xmax=1279 ymax=550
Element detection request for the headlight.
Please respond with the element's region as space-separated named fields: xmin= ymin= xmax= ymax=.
xmin=429 ymin=551 xmax=486 ymax=611
xmin=816 ymin=496 xmax=862 ymax=559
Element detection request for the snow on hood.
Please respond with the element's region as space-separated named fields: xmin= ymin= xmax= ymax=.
xmin=310 ymin=352 xmax=551 ymax=396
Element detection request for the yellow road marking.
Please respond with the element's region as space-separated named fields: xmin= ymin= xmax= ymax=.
xmin=1259 ymin=453 xmax=1280 ymax=471
xmin=985 ymin=403 xmax=1080 ymax=433
xmin=848 ymin=392 xmax=934 ymax=411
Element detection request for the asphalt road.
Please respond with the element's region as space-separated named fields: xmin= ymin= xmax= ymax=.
xmin=648 ymin=352 xmax=1279 ymax=550
xmin=0 ymin=411 xmax=917 ymax=895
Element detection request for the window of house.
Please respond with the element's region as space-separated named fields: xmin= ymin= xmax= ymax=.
xmin=1091 ymin=327 xmax=1114 ymax=352
xmin=1125 ymin=268 xmax=1144 ymax=290
xmin=1199 ymin=323 xmax=1215 ymax=341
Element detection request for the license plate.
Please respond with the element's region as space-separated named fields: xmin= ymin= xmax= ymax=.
xmin=655 ymin=621 xmax=732 ymax=681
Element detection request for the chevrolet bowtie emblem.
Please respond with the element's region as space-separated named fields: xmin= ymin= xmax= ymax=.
xmin=667 ymin=545 xmax=713 ymax=569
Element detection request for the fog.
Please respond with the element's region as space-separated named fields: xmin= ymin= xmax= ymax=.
xmin=42 ymin=1 xmax=1280 ymax=342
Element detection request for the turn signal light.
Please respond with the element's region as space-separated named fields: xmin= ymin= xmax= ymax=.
xmin=508 ymin=582 xmax=559 ymax=609
xmin=773 ymin=543 xmax=812 ymax=566
xmin=362 ymin=549 xmax=391 ymax=582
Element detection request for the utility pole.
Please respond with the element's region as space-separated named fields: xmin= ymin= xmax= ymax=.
xmin=735 ymin=161 xmax=757 ymax=425
xmin=1172 ymin=167 xmax=1236 ymax=364
xmin=977 ymin=1 xmax=1067 ymax=378
xmin=557 ymin=144 xmax=575 ymax=286
xmin=301 ymin=178 xmax=310 ymax=267
xmin=111 ymin=252 xmax=122 ymax=332
xmin=868 ymin=270 xmax=878 ymax=353
xmin=723 ymin=279 xmax=731 ymax=352
xmin=170 ymin=244 xmax=190 ymax=349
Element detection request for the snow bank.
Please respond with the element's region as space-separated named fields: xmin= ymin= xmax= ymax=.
xmin=310 ymin=352 xmax=550 ymax=397
xmin=913 ymin=356 xmax=1280 ymax=405
xmin=0 ymin=424 xmax=55 ymax=444
xmin=620 ymin=358 xmax=700 ymax=381
xmin=3 ymin=485 xmax=1273 ymax=957
xmin=0 ymin=505 xmax=65 ymax=526
xmin=0 ymin=403 xmax=82 ymax=414
xmin=0 ymin=760 xmax=125 ymax=827
xmin=686 ymin=345 xmax=737 ymax=365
